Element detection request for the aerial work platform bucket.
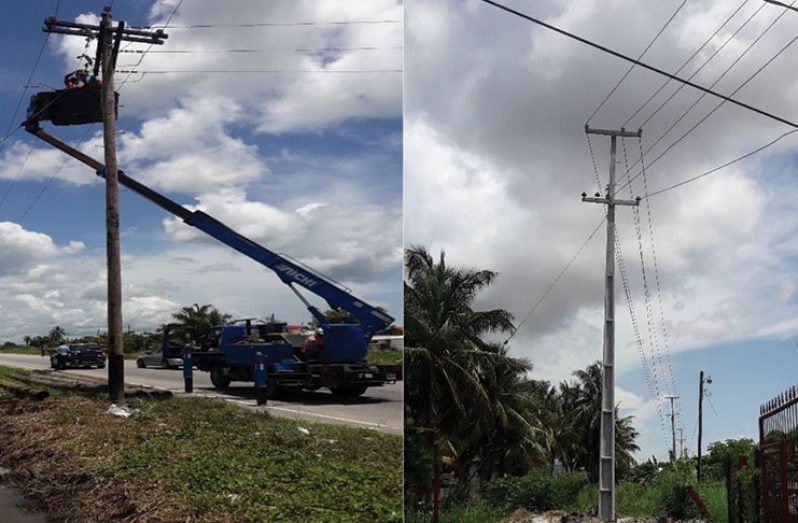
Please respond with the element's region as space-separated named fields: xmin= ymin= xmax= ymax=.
xmin=26 ymin=85 xmax=118 ymax=127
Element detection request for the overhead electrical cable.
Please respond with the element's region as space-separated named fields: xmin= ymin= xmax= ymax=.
xmin=503 ymin=218 xmax=605 ymax=345
xmin=615 ymin=228 xmax=671 ymax=452
xmin=615 ymin=0 xmax=793 ymax=192
xmin=636 ymin=136 xmax=678 ymax=401
xmin=623 ymin=0 xmax=752 ymax=127
xmin=119 ymin=46 xmax=403 ymax=54
xmin=140 ymin=19 xmax=402 ymax=29
xmin=117 ymin=0 xmax=184 ymax=89
xmin=615 ymin=25 xmax=798 ymax=197
xmin=18 ymin=126 xmax=97 ymax=222
xmin=644 ymin=128 xmax=798 ymax=199
xmin=475 ymin=0 xmax=798 ymax=129
xmin=116 ymin=69 xmax=402 ymax=75
xmin=586 ymin=0 xmax=688 ymax=125
xmin=622 ymin=137 xmax=670 ymax=402
xmin=636 ymin=0 xmax=766 ymax=129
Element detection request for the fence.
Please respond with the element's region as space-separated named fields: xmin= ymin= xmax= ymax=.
xmin=759 ymin=385 xmax=798 ymax=523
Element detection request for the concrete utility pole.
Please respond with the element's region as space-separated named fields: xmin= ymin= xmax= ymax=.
xmin=665 ymin=394 xmax=679 ymax=462
xmin=680 ymin=428 xmax=685 ymax=458
xmin=41 ymin=7 xmax=166 ymax=404
xmin=697 ymin=371 xmax=712 ymax=481
xmin=581 ymin=125 xmax=641 ymax=522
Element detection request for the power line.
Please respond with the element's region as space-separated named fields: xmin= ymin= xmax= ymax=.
xmin=115 ymin=69 xmax=402 ymax=75
xmin=615 ymin=24 xmax=798 ymax=197
xmin=623 ymin=0 xmax=752 ymax=127
xmin=475 ymin=0 xmax=798 ymax=129
xmin=139 ymin=19 xmax=402 ymax=29
xmin=117 ymin=0 xmax=183 ymax=90
xmin=636 ymin=0 xmax=766 ymax=130
xmin=503 ymin=218 xmax=605 ymax=345
xmin=617 ymin=0 xmax=790 ymax=189
xmin=645 ymin=128 xmax=798 ymax=199
xmin=0 ymin=0 xmax=62 ymax=158
xmin=587 ymin=0 xmax=688 ymax=125
xmin=119 ymin=46 xmax=403 ymax=54
xmin=636 ymin=136 xmax=678 ymax=402
xmin=18 ymin=126 xmax=97 ymax=223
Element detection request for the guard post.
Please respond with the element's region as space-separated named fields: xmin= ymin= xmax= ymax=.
xmin=182 ymin=345 xmax=193 ymax=393
xmin=254 ymin=351 xmax=267 ymax=405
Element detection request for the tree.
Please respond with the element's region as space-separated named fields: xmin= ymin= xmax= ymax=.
xmin=171 ymin=304 xmax=231 ymax=340
xmin=48 ymin=325 xmax=65 ymax=345
xmin=562 ymin=361 xmax=640 ymax=482
xmin=404 ymin=245 xmax=532 ymax=502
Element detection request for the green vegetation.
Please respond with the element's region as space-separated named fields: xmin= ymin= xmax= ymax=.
xmin=0 ymin=343 xmax=42 ymax=356
xmin=368 ymin=348 xmax=402 ymax=365
xmin=404 ymin=246 xmax=639 ymax=516
xmin=403 ymin=246 xmax=751 ymax=522
xmin=0 ymin=367 xmax=402 ymax=522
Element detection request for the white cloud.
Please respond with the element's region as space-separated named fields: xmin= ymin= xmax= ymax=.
xmin=405 ymin=0 xmax=798 ymax=458
xmin=54 ymin=1 xmax=403 ymax=132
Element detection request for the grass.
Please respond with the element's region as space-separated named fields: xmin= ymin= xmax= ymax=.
xmin=367 ymin=348 xmax=402 ymax=365
xmin=0 ymin=365 xmax=402 ymax=522
xmin=410 ymin=473 xmax=728 ymax=523
xmin=0 ymin=345 xmax=44 ymax=356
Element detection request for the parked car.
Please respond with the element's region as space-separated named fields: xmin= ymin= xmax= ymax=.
xmin=50 ymin=344 xmax=105 ymax=370
xmin=136 ymin=348 xmax=183 ymax=369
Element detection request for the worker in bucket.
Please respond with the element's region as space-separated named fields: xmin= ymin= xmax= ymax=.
xmin=64 ymin=69 xmax=99 ymax=89
xmin=301 ymin=328 xmax=324 ymax=360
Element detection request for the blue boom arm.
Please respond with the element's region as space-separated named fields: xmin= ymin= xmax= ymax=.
xmin=23 ymin=125 xmax=394 ymax=347
xmin=104 ymin=168 xmax=395 ymax=339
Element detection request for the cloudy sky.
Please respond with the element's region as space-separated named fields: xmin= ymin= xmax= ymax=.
xmin=0 ymin=2 xmax=402 ymax=340
xmin=405 ymin=0 xmax=798 ymax=459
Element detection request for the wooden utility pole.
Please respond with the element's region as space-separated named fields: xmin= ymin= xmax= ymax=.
xmin=581 ymin=125 xmax=641 ymax=522
xmin=100 ymin=8 xmax=125 ymax=403
xmin=41 ymin=8 xmax=166 ymax=404
xmin=666 ymin=394 xmax=679 ymax=462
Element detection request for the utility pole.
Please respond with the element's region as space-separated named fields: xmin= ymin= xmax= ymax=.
xmin=697 ymin=371 xmax=712 ymax=481
xmin=42 ymin=8 xmax=166 ymax=404
xmin=678 ymin=427 xmax=685 ymax=459
xmin=581 ymin=125 xmax=641 ymax=522
xmin=665 ymin=394 xmax=679 ymax=462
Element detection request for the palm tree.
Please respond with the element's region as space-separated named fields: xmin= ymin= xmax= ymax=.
xmin=171 ymin=304 xmax=231 ymax=340
xmin=405 ymin=245 xmax=515 ymax=432
xmin=568 ymin=361 xmax=640 ymax=481
xmin=405 ymin=246 xmax=534 ymax=503
xmin=48 ymin=325 xmax=65 ymax=345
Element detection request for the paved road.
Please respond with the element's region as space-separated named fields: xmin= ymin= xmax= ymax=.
xmin=0 ymin=354 xmax=403 ymax=435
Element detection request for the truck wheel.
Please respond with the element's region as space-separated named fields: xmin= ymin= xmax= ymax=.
xmin=330 ymin=386 xmax=367 ymax=398
xmin=210 ymin=367 xmax=231 ymax=390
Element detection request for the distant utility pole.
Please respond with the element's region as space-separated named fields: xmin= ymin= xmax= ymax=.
xmin=697 ymin=370 xmax=712 ymax=481
xmin=42 ymin=7 xmax=166 ymax=404
xmin=678 ymin=427 xmax=685 ymax=459
xmin=665 ymin=395 xmax=679 ymax=462
xmin=581 ymin=125 xmax=641 ymax=522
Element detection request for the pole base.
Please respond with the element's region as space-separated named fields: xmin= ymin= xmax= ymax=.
xmin=184 ymin=377 xmax=193 ymax=394
xmin=256 ymin=388 xmax=268 ymax=405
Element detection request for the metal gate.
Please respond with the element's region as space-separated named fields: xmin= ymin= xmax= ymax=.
xmin=759 ymin=386 xmax=798 ymax=523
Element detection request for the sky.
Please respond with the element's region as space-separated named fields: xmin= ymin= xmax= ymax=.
xmin=405 ymin=0 xmax=798 ymax=460
xmin=0 ymin=1 xmax=403 ymax=341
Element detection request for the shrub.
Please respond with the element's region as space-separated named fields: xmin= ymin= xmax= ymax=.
xmin=483 ymin=470 xmax=589 ymax=511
